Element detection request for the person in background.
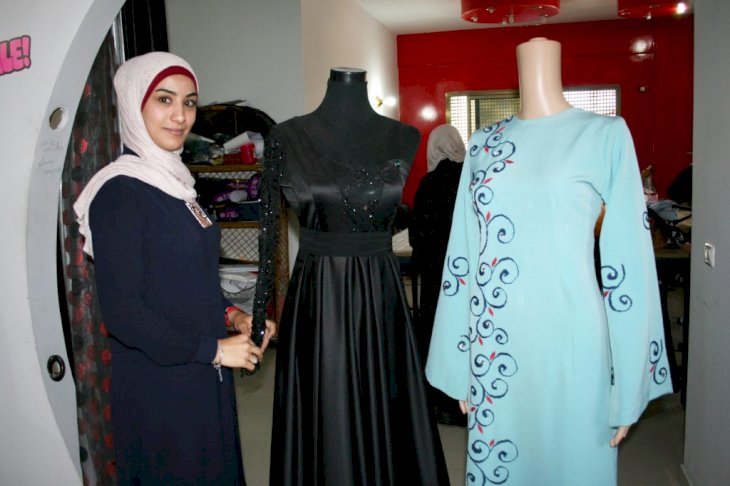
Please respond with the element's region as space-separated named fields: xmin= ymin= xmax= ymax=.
xmin=73 ymin=51 xmax=275 ymax=484
xmin=409 ymin=123 xmax=465 ymax=426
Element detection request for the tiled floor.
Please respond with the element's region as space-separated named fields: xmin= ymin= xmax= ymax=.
xmin=235 ymin=281 xmax=689 ymax=485
xmin=235 ymin=355 xmax=688 ymax=485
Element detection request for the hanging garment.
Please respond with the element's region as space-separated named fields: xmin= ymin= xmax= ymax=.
xmin=255 ymin=115 xmax=450 ymax=485
xmin=427 ymin=108 xmax=673 ymax=485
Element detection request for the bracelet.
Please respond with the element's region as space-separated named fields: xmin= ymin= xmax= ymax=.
xmin=225 ymin=305 xmax=243 ymax=330
xmin=213 ymin=346 xmax=224 ymax=382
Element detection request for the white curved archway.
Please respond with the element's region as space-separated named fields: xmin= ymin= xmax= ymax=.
xmin=0 ymin=0 xmax=123 ymax=481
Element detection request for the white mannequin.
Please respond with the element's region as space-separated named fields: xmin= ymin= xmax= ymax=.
xmin=459 ymin=36 xmax=632 ymax=449
xmin=515 ymin=37 xmax=572 ymax=120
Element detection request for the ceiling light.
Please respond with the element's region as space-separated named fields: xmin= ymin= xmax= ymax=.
xmin=617 ymin=1 xmax=692 ymax=20
xmin=461 ymin=0 xmax=560 ymax=24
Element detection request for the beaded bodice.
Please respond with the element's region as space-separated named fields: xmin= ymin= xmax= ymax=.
xmin=251 ymin=114 xmax=418 ymax=344
xmin=275 ymin=121 xmax=408 ymax=233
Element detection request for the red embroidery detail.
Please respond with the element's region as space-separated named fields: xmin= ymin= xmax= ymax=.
xmin=478 ymin=423 xmax=484 ymax=434
xmin=506 ymin=159 xmax=514 ymax=164
xmin=489 ymin=351 xmax=496 ymax=361
xmin=489 ymin=439 xmax=496 ymax=447
xmin=458 ymin=277 xmax=466 ymax=285
xmin=479 ymin=336 xmax=484 ymax=346
xmin=488 ymin=307 xmax=494 ymax=317
xmin=486 ymin=211 xmax=491 ymax=221
xmin=603 ymin=290 xmax=610 ymax=297
xmin=496 ymin=127 xmax=504 ymax=133
xmin=492 ymin=257 xmax=498 ymax=267
xmin=483 ymin=177 xmax=493 ymax=184
xmin=487 ymin=396 xmax=493 ymax=404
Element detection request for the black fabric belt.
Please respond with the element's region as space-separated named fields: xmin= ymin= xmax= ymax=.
xmin=298 ymin=228 xmax=393 ymax=256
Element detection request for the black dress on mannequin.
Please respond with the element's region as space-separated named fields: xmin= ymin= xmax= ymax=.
xmin=253 ymin=68 xmax=450 ymax=485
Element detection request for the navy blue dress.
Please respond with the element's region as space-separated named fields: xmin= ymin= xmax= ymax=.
xmin=90 ymin=176 xmax=245 ymax=484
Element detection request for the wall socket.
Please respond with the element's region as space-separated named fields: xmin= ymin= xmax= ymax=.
xmin=703 ymin=242 xmax=715 ymax=267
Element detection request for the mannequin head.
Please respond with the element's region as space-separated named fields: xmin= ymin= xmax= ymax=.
xmin=515 ymin=37 xmax=570 ymax=119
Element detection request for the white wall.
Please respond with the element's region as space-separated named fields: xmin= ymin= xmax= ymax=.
xmin=302 ymin=0 xmax=400 ymax=118
xmin=165 ymin=0 xmax=399 ymax=121
xmin=165 ymin=0 xmax=306 ymax=124
xmin=683 ymin=1 xmax=730 ymax=484
xmin=0 ymin=0 xmax=124 ymax=482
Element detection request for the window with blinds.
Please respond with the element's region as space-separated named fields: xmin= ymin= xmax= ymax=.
xmin=446 ymin=86 xmax=620 ymax=145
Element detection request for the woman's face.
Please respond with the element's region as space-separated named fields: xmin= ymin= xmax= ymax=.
xmin=141 ymin=74 xmax=197 ymax=152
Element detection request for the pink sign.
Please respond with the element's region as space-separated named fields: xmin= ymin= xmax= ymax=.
xmin=0 ymin=35 xmax=32 ymax=76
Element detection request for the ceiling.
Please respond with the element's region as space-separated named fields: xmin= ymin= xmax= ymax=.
xmin=355 ymin=0 xmax=634 ymax=35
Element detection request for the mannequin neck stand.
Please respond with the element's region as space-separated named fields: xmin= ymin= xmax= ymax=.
xmin=516 ymin=37 xmax=571 ymax=120
xmin=313 ymin=69 xmax=378 ymax=128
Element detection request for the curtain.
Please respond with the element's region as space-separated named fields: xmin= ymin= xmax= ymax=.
xmin=59 ymin=30 xmax=121 ymax=485
xmin=59 ymin=3 xmax=169 ymax=482
xmin=120 ymin=0 xmax=169 ymax=57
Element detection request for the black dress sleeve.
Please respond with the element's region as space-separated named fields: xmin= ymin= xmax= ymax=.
xmin=252 ymin=130 xmax=283 ymax=345
xmin=90 ymin=177 xmax=218 ymax=365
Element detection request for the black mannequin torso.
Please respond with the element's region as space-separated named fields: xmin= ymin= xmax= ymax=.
xmin=297 ymin=68 xmax=419 ymax=169
xmin=256 ymin=68 xmax=451 ymax=486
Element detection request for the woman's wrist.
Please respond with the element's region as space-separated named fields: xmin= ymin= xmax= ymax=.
xmin=212 ymin=344 xmax=224 ymax=382
xmin=225 ymin=305 xmax=244 ymax=331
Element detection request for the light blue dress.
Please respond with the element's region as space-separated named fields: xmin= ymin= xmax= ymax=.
xmin=426 ymin=108 xmax=673 ymax=485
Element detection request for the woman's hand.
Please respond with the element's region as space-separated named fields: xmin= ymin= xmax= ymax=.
xmin=259 ymin=318 xmax=277 ymax=352
xmin=228 ymin=308 xmax=252 ymax=335
xmin=228 ymin=310 xmax=278 ymax=352
xmin=216 ymin=334 xmax=262 ymax=372
xmin=609 ymin=425 xmax=631 ymax=447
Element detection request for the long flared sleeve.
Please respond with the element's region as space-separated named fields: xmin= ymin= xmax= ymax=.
xmin=598 ymin=117 xmax=674 ymax=426
xmin=252 ymin=129 xmax=283 ymax=346
xmin=425 ymin=153 xmax=474 ymax=401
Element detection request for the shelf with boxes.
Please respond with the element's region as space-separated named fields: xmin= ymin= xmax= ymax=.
xmin=188 ymin=162 xmax=262 ymax=264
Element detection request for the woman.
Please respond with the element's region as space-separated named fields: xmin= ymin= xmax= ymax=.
xmin=409 ymin=124 xmax=465 ymax=425
xmin=73 ymin=51 xmax=275 ymax=484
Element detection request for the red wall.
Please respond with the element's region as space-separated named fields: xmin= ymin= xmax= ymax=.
xmin=397 ymin=17 xmax=694 ymax=206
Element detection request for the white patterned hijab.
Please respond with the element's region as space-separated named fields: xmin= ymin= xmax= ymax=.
xmin=73 ymin=52 xmax=199 ymax=257
xmin=426 ymin=124 xmax=465 ymax=172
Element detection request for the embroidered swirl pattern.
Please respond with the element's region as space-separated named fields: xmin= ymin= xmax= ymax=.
xmin=452 ymin=118 xmax=520 ymax=484
xmin=601 ymin=264 xmax=633 ymax=312
xmin=466 ymin=438 xmax=519 ymax=486
xmin=649 ymin=340 xmax=669 ymax=385
xmin=443 ymin=256 xmax=470 ymax=297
